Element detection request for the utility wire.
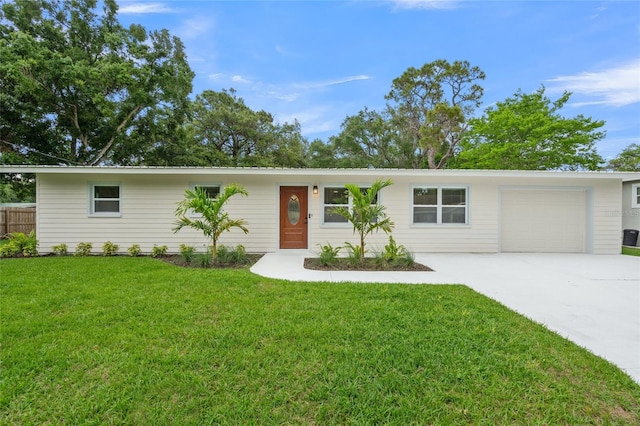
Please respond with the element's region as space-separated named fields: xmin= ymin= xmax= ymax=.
xmin=0 ymin=140 xmax=83 ymax=165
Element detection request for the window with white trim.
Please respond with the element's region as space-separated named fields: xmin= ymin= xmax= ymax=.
xmin=187 ymin=184 xmax=221 ymax=216
xmin=193 ymin=184 xmax=221 ymax=199
xmin=90 ymin=184 xmax=121 ymax=216
xmin=413 ymin=186 xmax=468 ymax=224
xmin=632 ymin=183 xmax=640 ymax=208
xmin=322 ymin=186 xmax=377 ymax=224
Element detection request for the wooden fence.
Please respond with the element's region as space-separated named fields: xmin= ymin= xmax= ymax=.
xmin=0 ymin=207 xmax=36 ymax=236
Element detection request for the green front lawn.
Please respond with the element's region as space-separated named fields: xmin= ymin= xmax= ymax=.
xmin=622 ymin=245 xmax=640 ymax=256
xmin=1 ymin=257 xmax=638 ymax=424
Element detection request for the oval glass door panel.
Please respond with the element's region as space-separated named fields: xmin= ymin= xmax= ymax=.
xmin=288 ymin=195 xmax=300 ymax=225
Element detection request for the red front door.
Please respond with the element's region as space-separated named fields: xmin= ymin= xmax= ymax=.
xmin=279 ymin=186 xmax=308 ymax=249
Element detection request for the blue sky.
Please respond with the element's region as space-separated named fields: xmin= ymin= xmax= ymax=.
xmin=117 ymin=0 xmax=640 ymax=160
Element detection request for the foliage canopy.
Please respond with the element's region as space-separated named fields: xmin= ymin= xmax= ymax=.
xmin=187 ymin=89 xmax=308 ymax=167
xmin=606 ymin=144 xmax=639 ymax=171
xmin=455 ymin=87 xmax=605 ymax=170
xmin=385 ymin=59 xmax=485 ymax=169
xmin=0 ymin=0 xmax=194 ymax=166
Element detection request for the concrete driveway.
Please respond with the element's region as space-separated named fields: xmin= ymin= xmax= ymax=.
xmin=251 ymin=252 xmax=640 ymax=384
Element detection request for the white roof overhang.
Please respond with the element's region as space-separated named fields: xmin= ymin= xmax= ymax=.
xmin=1 ymin=165 xmax=638 ymax=181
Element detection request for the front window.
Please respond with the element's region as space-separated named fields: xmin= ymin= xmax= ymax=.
xmin=323 ymin=187 xmax=349 ymax=223
xmin=322 ymin=186 xmax=377 ymax=224
xmin=413 ymin=186 xmax=468 ymax=225
xmin=633 ymin=184 xmax=640 ymax=208
xmin=90 ymin=184 xmax=121 ymax=216
xmin=194 ymin=185 xmax=220 ymax=199
xmin=190 ymin=184 xmax=221 ymax=216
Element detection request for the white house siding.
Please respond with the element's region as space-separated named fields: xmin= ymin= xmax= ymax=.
xmin=22 ymin=168 xmax=631 ymax=255
xmin=592 ymin=179 xmax=627 ymax=253
xmin=306 ymin=175 xmax=499 ymax=253
xmin=36 ymin=173 xmax=284 ymax=254
xmin=622 ymin=181 xmax=640 ymax=246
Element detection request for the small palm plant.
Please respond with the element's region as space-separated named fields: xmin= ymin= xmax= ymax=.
xmin=332 ymin=178 xmax=394 ymax=261
xmin=173 ymin=184 xmax=249 ymax=263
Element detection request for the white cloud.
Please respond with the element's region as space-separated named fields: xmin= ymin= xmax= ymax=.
xmin=232 ymin=75 xmax=252 ymax=84
xmin=547 ymin=60 xmax=640 ymax=107
xmin=203 ymin=74 xmax=372 ymax=137
xmin=265 ymin=90 xmax=299 ymax=102
xmin=293 ymin=75 xmax=372 ymax=90
xmin=390 ymin=0 xmax=459 ymax=10
xmin=275 ymin=45 xmax=286 ymax=55
xmin=214 ymin=74 xmax=372 ymax=104
xmin=208 ymin=73 xmax=224 ymax=81
xmin=276 ymin=108 xmax=339 ymax=135
xmin=261 ymin=75 xmax=371 ymax=104
xmin=119 ymin=2 xmax=172 ymax=14
xmin=175 ymin=17 xmax=215 ymax=40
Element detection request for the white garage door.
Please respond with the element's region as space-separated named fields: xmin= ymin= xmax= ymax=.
xmin=501 ymin=189 xmax=586 ymax=253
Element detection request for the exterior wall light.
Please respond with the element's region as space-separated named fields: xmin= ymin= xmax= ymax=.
xmin=312 ymin=185 xmax=319 ymax=195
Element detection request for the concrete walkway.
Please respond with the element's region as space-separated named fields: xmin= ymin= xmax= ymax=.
xmin=251 ymin=252 xmax=640 ymax=384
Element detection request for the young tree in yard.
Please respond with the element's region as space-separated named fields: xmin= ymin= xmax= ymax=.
xmin=332 ymin=179 xmax=394 ymax=261
xmin=173 ymin=184 xmax=249 ymax=263
xmin=455 ymin=87 xmax=605 ymax=170
xmin=606 ymin=144 xmax=640 ymax=171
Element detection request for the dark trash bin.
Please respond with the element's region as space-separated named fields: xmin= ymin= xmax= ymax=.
xmin=623 ymin=229 xmax=639 ymax=246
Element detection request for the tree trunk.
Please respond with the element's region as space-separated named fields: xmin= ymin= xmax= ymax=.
xmin=427 ymin=147 xmax=438 ymax=169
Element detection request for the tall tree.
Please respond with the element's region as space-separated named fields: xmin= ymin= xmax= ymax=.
xmin=327 ymin=108 xmax=407 ymax=168
xmin=455 ymin=87 xmax=605 ymax=170
xmin=606 ymin=144 xmax=640 ymax=171
xmin=306 ymin=138 xmax=339 ymax=168
xmin=0 ymin=0 xmax=193 ymax=165
xmin=385 ymin=60 xmax=485 ymax=169
xmin=189 ymin=89 xmax=308 ymax=167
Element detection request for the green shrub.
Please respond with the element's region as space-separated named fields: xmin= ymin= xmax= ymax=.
xmin=229 ymin=244 xmax=247 ymax=265
xmin=51 ymin=243 xmax=68 ymax=256
xmin=151 ymin=245 xmax=168 ymax=258
xmin=102 ymin=241 xmax=119 ymax=256
xmin=0 ymin=231 xmax=39 ymax=257
xmin=215 ymin=244 xmax=249 ymax=266
xmin=179 ymin=244 xmax=196 ymax=262
xmin=375 ymin=237 xmax=414 ymax=267
xmin=344 ymin=242 xmax=364 ymax=266
xmin=397 ymin=249 xmax=416 ymax=267
xmin=318 ymin=243 xmax=341 ymax=266
xmin=75 ymin=242 xmax=93 ymax=256
xmin=22 ymin=236 xmax=38 ymax=257
xmin=0 ymin=243 xmax=13 ymax=258
xmin=381 ymin=235 xmax=407 ymax=262
xmin=196 ymin=253 xmax=212 ymax=268
xmin=127 ymin=244 xmax=142 ymax=257
xmin=215 ymin=244 xmax=229 ymax=262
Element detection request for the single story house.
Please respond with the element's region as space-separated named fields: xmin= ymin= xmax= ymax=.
xmin=1 ymin=166 xmax=638 ymax=254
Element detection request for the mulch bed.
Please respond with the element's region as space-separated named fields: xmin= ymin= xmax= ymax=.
xmin=160 ymin=254 xmax=264 ymax=269
xmin=304 ymin=258 xmax=433 ymax=272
